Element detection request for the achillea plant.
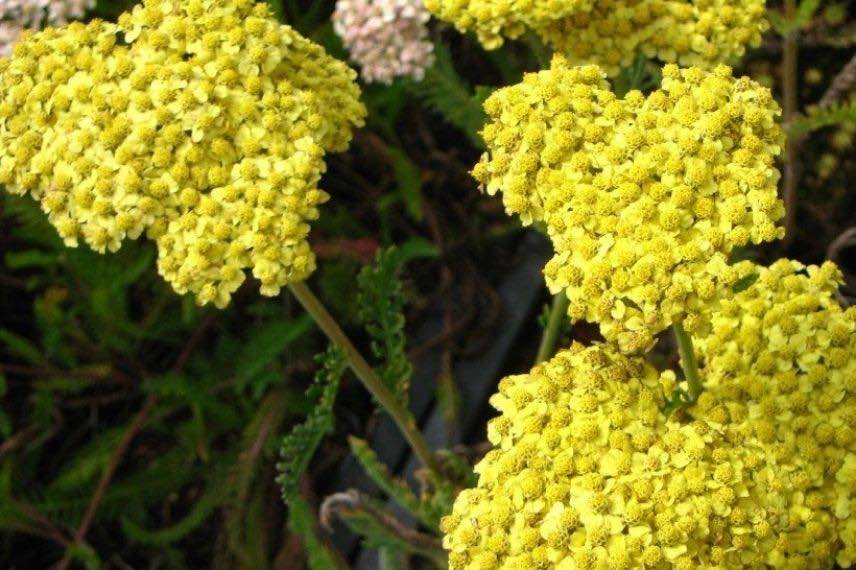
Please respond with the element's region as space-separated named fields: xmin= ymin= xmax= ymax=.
xmin=442 ymin=261 xmax=855 ymax=568
xmin=475 ymin=57 xmax=784 ymax=352
xmin=424 ymin=0 xmax=768 ymax=75
xmin=333 ymin=0 xmax=435 ymax=84
xmin=0 ymin=0 xmax=366 ymax=307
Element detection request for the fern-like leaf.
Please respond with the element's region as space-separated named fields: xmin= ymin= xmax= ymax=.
xmin=319 ymin=491 xmax=446 ymax=566
xmin=348 ymin=436 xmax=438 ymax=528
xmin=406 ymin=44 xmax=490 ymax=148
xmin=275 ymin=346 xmax=346 ymax=501
xmin=788 ymin=102 xmax=856 ymax=137
xmin=356 ymin=248 xmax=413 ymax=407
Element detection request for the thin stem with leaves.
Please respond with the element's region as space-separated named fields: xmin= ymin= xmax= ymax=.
xmin=287 ymin=281 xmax=441 ymax=477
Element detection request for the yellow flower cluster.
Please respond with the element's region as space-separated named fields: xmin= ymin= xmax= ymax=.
xmin=697 ymin=259 xmax=856 ymax=568
xmin=474 ymin=57 xmax=784 ymax=352
xmin=0 ymin=0 xmax=366 ymax=307
xmin=424 ymin=0 xmax=767 ymax=76
xmin=442 ymin=339 xmax=853 ymax=568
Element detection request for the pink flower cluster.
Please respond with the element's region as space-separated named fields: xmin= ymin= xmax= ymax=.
xmin=333 ymin=0 xmax=434 ymax=84
xmin=0 ymin=0 xmax=93 ymax=55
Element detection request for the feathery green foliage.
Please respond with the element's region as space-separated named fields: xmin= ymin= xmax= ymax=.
xmin=276 ymin=347 xmax=346 ymax=501
xmin=406 ymin=44 xmax=491 ymax=148
xmin=788 ymin=102 xmax=856 ymax=137
xmin=320 ymin=491 xmax=446 ymax=566
xmin=357 ymin=248 xmax=413 ymax=406
xmin=348 ymin=436 xmax=438 ymax=528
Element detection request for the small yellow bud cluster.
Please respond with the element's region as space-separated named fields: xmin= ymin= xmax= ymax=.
xmin=0 ymin=0 xmax=366 ymax=307
xmin=442 ymin=341 xmax=853 ymax=568
xmin=697 ymin=259 xmax=856 ymax=568
xmin=475 ymin=57 xmax=784 ymax=352
xmin=424 ymin=0 xmax=767 ymax=76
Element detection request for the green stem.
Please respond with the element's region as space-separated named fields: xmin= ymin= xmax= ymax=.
xmin=673 ymin=322 xmax=702 ymax=403
xmin=535 ymin=293 xmax=570 ymax=364
xmin=288 ymin=281 xmax=441 ymax=477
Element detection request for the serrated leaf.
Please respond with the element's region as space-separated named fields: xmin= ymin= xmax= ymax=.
xmin=787 ymin=102 xmax=856 ymax=137
xmin=276 ymin=347 xmax=346 ymax=501
xmin=320 ymin=491 xmax=445 ymax=566
xmin=348 ymin=437 xmax=437 ymax=528
xmin=357 ymin=248 xmax=413 ymax=407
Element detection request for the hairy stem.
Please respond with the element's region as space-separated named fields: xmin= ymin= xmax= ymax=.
xmin=288 ymin=281 xmax=440 ymax=476
xmin=673 ymin=322 xmax=702 ymax=403
xmin=535 ymin=293 xmax=570 ymax=364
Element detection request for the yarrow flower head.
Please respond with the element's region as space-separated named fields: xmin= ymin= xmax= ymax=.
xmin=0 ymin=0 xmax=94 ymax=55
xmin=424 ymin=0 xmax=767 ymax=76
xmin=474 ymin=57 xmax=784 ymax=352
xmin=0 ymin=0 xmax=366 ymax=307
xmin=697 ymin=258 xmax=855 ymax=568
xmin=442 ymin=340 xmax=854 ymax=568
xmin=333 ymin=0 xmax=435 ymax=84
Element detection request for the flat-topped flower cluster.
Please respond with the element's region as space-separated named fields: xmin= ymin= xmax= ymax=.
xmin=0 ymin=0 xmax=365 ymax=307
xmin=333 ymin=0 xmax=435 ymax=84
xmin=424 ymin=0 xmax=768 ymax=76
xmin=475 ymin=57 xmax=784 ymax=352
xmin=442 ymin=261 xmax=855 ymax=568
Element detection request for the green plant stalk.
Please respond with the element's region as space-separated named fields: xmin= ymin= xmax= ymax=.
xmin=535 ymin=293 xmax=570 ymax=364
xmin=673 ymin=322 xmax=702 ymax=403
xmin=288 ymin=281 xmax=441 ymax=477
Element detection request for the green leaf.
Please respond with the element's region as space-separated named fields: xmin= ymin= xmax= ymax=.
xmin=120 ymin=478 xmax=225 ymax=545
xmin=348 ymin=437 xmax=437 ymax=528
xmin=386 ymin=147 xmax=424 ymax=222
xmin=769 ymin=0 xmax=822 ymax=34
xmin=788 ymin=102 xmax=856 ymax=137
xmin=64 ymin=543 xmax=102 ymax=570
xmin=320 ymin=491 xmax=446 ymax=566
xmin=357 ymin=248 xmax=413 ymax=406
xmin=406 ymin=44 xmax=489 ymax=148
xmin=4 ymin=250 xmax=60 ymax=269
xmin=613 ymin=53 xmax=662 ymax=96
xmin=288 ymin=495 xmax=344 ymax=570
xmin=394 ymin=238 xmax=440 ymax=265
xmin=0 ymin=328 xmax=46 ymax=365
xmin=732 ymin=272 xmax=760 ymax=293
xmin=276 ymin=347 xmax=346 ymax=501
xmin=235 ymin=315 xmax=313 ymax=387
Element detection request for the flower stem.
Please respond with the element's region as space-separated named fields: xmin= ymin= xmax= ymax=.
xmin=288 ymin=281 xmax=441 ymax=476
xmin=535 ymin=293 xmax=570 ymax=364
xmin=673 ymin=322 xmax=702 ymax=403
